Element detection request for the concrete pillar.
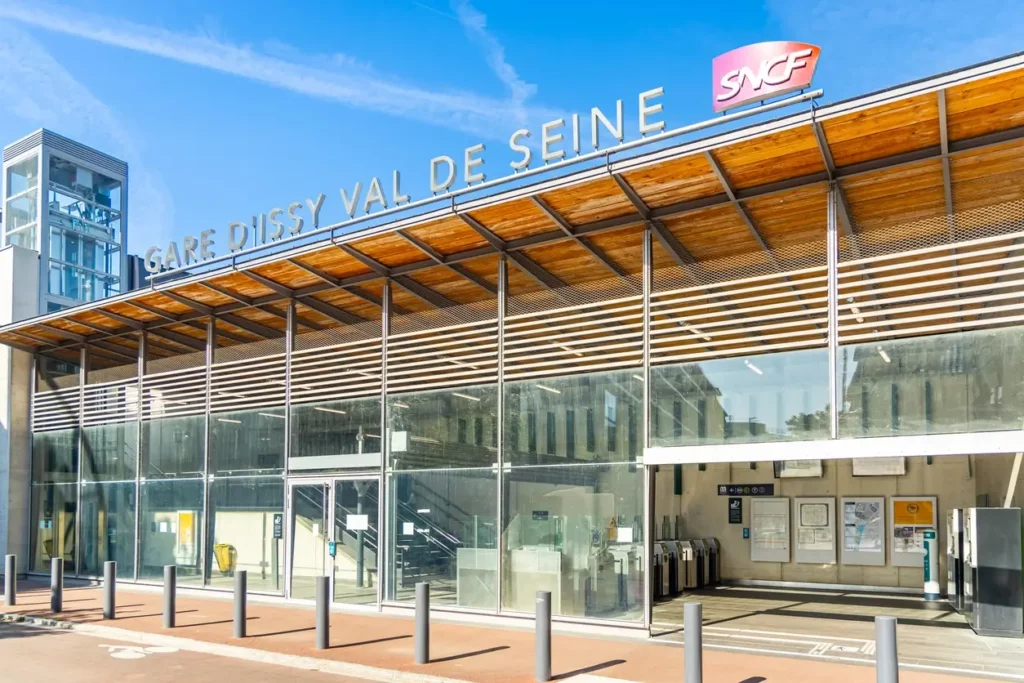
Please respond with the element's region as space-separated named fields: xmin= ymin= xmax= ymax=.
xmin=0 ymin=245 xmax=40 ymax=564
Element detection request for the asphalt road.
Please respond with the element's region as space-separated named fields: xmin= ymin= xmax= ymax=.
xmin=0 ymin=622 xmax=366 ymax=682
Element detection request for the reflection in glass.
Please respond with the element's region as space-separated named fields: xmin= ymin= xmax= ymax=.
xmin=388 ymin=468 xmax=497 ymax=609
xmin=33 ymin=429 xmax=80 ymax=484
xmin=290 ymin=396 xmax=381 ymax=471
xmin=333 ymin=480 xmax=379 ymax=605
xmin=650 ymin=348 xmax=830 ymax=447
xmin=502 ymin=463 xmax=644 ymax=622
xmin=80 ymin=482 xmax=135 ymax=578
xmin=29 ymin=483 xmax=77 ymax=573
xmin=840 ymin=326 xmax=1024 ymax=437
xmin=207 ymin=477 xmax=284 ymax=593
xmin=290 ymin=483 xmax=327 ymax=599
xmin=141 ymin=416 xmax=204 ymax=478
xmin=210 ymin=408 xmax=285 ymax=475
xmin=139 ymin=479 xmax=203 ymax=584
xmin=388 ymin=385 xmax=497 ymax=470
xmin=505 ymin=371 xmax=642 ymax=465
xmin=82 ymin=422 xmax=137 ymax=481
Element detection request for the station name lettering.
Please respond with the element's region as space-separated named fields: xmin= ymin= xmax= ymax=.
xmin=145 ymin=87 xmax=668 ymax=274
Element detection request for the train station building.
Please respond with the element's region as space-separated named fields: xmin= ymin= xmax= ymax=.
xmin=2 ymin=45 xmax=1023 ymax=673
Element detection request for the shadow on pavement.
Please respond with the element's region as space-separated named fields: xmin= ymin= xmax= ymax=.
xmin=553 ymin=659 xmax=626 ymax=680
xmin=430 ymin=645 xmax=509 ymax=663
xmin=331 ymin=634 xmax=412 ymax=649
xmin=0 ymin=623 xmax=71 ymax=640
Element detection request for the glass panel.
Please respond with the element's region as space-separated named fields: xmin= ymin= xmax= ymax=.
xmin=6 ymin=155 xmax=38 ymax=195
xmin=29 ymin=483 xmax=77 ymax=573
xmin=502 ymin=463 xmax=644 ymax=622
xmin=650 ymin=347 xmax=830 ymax=447
xmin=5 ymin=190 xmax=38 ymax=232
xmin=333 ymin=480 xmax=379 ymax=605
xmin=207 ymin=477 xmax=284 ymax=593
xmin=80 ymin=482 xmax=135 ymax=579
xmin=388 ymin=468 xmax=497 ymax=609
xmin=138 ymin=479 xmax=204 ymax=584
xmin=505 ymin=371 xmax=642 ymax=465
xmin=82 ymin=422 xmax=137 ymax=481
xmin=5 ymin=224 xmax=36 ymax=249
xmin=32 ymin=429 xmax=79 ymax=483
xmin=290 ymin=483 xmax=327 ymax=599
xmin=839 ymin=326 xmax=1024 ymax=437
xmin=49 ymin=155 xmax=122 ymax=219
xmin=141 ymin=416 xmax=204 ymax=478
xmin=210 ymin=408 xmax=285 ymax=475
xmin=388 ymin=385 xmax=497 ymax=470
xmin=290 ymin=396 xmax=381 ymax=472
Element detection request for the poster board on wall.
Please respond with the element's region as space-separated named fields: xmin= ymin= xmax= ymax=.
xmin=890 ymin=496 xmax=937 ymax=568
xmin=840 ymin=496 xmax=886 ymax=567
xmin=852 ymin=457 xmax=906 ymax=476
xmin=750 ymin=498 xmax=790 ymax=563
xmin=793 ymin=497 xmax=836 ymax=565
xmin=774 ymin=460 xmax=824 ymax=478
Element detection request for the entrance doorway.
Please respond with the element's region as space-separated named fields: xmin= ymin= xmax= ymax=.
xmin=287 ymin=477 xmax=380 ymax=606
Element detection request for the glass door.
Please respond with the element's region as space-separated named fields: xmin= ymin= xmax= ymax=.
xmin=288 ymin=481 xmax=328 ymax=600
xmin=331 ymin=478 xmax=379 ymax=605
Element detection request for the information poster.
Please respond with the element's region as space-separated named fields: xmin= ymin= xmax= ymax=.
xmin=774 ymin=460 xmax=824 ymax=478
xmin=840 ymin=497 xmax=886 ymax=567
xmin=890 ymin=496 xmax=937 ymax=567
xmin=852 ymin=457 xmax=906 ymax=476
xmin=750 ymin=498 xmax=790 ymax=563
xmin=793 ymin=497 xmax=836 ymax=564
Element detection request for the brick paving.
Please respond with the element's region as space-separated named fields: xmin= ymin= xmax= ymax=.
xmin=1 ymin=581 xmax=996 ymax=682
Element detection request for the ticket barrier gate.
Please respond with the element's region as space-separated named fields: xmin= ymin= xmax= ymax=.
xmin=691 ymin=540 xmax=707 ymax=588
xmin=704 ymin=538 xmax=720 ymax=586
xmin=653 ymin=543 xmax=669 ymax=599
xmin=678 ymin=541 xmax=698 ymax=590
xmin=665 ymin=542 xmax=680 ymax=595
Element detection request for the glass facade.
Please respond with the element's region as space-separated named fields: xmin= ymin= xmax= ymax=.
xmin=82 ymin=422 xmax=137 ymax=481
xmin=207 ymin=477 xmax=284 ymax=592
xmin=290 ymin=396 xmax=381 ymax=471
xmin=142 ymin=415 xmax=204 ymax=478
xmin=651 ymin=348 xmax=831 ymax=447
xmin=4 ymin=154 xmax=39 ymax=249
xmin=210 ymin=408 xmax=285 ymax=475
xmin=80 ymin=481 xmax=135 ymax=578
xmin=139 ymin=478 xmax=204 ymax=584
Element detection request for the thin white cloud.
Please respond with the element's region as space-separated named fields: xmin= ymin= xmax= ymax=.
xmin=0 ymin=22 xmax=173 ymax=250
xmin=0 ymin=0 xmax=561 ymax=139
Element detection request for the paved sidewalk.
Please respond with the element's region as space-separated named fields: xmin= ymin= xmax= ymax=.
xmin=0 ymin=581 xmax=996 ymax=683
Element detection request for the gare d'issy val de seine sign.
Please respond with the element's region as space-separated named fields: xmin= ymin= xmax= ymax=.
xmin=143 ymin=41 xmax=821 ymax=275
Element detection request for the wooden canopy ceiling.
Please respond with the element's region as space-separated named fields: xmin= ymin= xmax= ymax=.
xmin=5 ymin=53 xmax=1024 ymax=370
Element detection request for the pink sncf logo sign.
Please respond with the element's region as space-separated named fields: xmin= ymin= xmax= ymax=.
xmin=712 ymin=41 xmax=821 ymax=112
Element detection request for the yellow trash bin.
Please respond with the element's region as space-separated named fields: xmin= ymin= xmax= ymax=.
xmin=213 ymin=544 xmax=237 ymax=575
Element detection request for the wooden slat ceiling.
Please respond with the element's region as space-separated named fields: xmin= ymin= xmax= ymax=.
xmin=5 ymin=59 xmax=1024 ymax=362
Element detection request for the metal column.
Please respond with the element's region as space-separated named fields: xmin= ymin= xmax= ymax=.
xmin=641 ymin=227 xmax=653 ymax=630
xmin=379 ymin=280 xmax=391 ymax=606
xmin=133 ymin=331 xmax=146 ymax=582
xmin=827 ymin=185 xmax=840 ymax=439
xmin=495 ymin=254 xmax=507 ymax=613
xmin=201 ymin=318 xmax=215 ymax=585
xmin=75 ymin=347 xmax=87 ymax=579
xmin=284 ymin=300 xmax=295 ymax=472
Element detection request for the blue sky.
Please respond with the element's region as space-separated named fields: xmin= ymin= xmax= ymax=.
xmin=0 ymin=0 xmax=1020 ymax=254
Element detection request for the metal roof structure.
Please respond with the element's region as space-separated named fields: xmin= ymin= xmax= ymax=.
xmin=4 ymin=52 xmax=1024 ymax=372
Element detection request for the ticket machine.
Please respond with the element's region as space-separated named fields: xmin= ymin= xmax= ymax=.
xmin=704 ymin=538 xmax=721 ymax=586
xmin=963 ymin=507 xmax=1023 ymax=637
xmin=691 ymin=539 xmax=707 ymax=588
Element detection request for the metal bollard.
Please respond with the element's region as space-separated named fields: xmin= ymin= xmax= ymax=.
xmin=315 ymin=575 xmax=330 ymax=650
xmin=535 ymin=590 xmax=552 ymax=682
xmin=103 ymin=561 xmax=116 ymax=619
xmin=50 ymin=557 xmax=63 ymax=613
xmin=163 ymin=565 xmax=176 ymax=628
xmin=684 ymin=602 xmax=703 ymax=683
xmin=234 ymin=570 xmax=247 ymax=638
xmin=4 ymin=554 xmax=14 ymax=607
xmin=875 ymin=616 xmax=899 ymax=683
xmin=415 ymin=582 xmax=430 ymax=664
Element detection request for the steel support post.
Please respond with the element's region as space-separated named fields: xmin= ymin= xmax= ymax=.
xmin=684 ymin=602 xmax=703 ymax=683
xmin=134 ymin=332 xmax=146 ymax=583
xmin=379 ymin=281 xmax=391 ymax=606
xmin=641 ymin=227 xmax=653 ymax=629
xmin=103 ymin=561 xmax=116 ymax=619
xmin=50 ymin=557 xmax=63 ymax=613
xmin=827 ymin=185 xmax=840 ymax=439
xmin=163 ymin=565 xmax=176 ymax=628
xmin=234 ymin=569 xmax=247 ymax=638
xmin=415 ymin=582 xmax=430 ymax=664
xmin=495 ymin=254 xmax=507 ymax=614
xmin=875 ymin=616 xmax=899 ymax=683
xmin=201 ymin=319 xmax=215 ymax=586
xmin=535 ymin=590 xmax=552 ymax=682
xmin=4 ymin=554 xmax=15 ymax=606
xmin=316 ymin=575 xmax=330 ymax=649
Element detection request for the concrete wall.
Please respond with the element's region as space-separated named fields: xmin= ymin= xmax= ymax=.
xmin=0 ymin=245 xmax=40 ymax=565
xmin=654 ymin=454 xmax=994 ymax=591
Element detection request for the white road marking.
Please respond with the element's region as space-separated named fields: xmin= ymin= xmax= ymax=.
xmin=100 ymin=644 xmax=180 ymax=659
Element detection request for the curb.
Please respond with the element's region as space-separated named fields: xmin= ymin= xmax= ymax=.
xmin=1 ymin=612 xmax=472 ymax=683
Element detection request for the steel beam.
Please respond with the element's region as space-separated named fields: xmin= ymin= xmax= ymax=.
xmin=531 ymin=196 xmax=627 ymax=278
xmin=220 ymin=313 xmax=285 ymax=340
xmin=297 ymin=296 xmax=367 ymax=325
xmin=147 ymin=327 xmax=206 ymax=351
xmin=392 ymin=275 xmax=457 ymax=308
xmin=396 ymin=230 xmax=497 ymax=295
